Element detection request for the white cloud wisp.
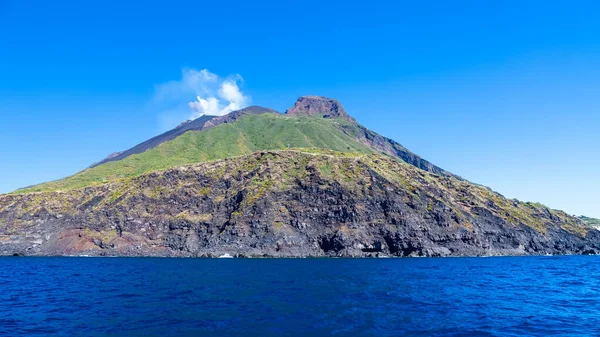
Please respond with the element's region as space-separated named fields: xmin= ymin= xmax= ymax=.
xmin=155 ymin=68 xmax=250 ymax=120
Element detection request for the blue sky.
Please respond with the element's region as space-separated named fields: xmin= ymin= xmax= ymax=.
xmin=1 ymin=0 xmax=599 ymax=217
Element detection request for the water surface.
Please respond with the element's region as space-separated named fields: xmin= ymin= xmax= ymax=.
xmin=1 ymin=256 xmax=599 ymax=336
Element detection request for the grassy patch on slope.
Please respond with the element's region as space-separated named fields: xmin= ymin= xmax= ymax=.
xmin=15 ymin=114 xmax=373 ymax=193
xmin=580 ymin=216 xmax=600 ymax=228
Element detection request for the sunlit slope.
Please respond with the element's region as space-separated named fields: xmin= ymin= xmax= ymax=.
xmin=16 ymin=114 xmax=374 ymax=193
xmin=580 ymin=216 xmax=600 ymax=228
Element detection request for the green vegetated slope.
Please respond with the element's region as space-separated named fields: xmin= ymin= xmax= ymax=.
xmin=16 ymin=114 xmax=374 ymax=193
xmin=580 ymin=216 xmax=600 ymax=228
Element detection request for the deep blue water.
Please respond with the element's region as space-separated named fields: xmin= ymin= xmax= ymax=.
xmin=1 ymin=256 xmax=600 ymax=337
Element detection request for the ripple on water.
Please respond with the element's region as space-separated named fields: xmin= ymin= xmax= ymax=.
xmin=1 ymin=256 xmax=600 ymax=337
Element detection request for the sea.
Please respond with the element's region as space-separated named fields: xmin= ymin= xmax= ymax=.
xmin=1 ymin=256 xmax=599 ymax=336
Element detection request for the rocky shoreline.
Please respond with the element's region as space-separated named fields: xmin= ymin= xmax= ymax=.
xmin=2 ymin=151 xmax=598 ymax=258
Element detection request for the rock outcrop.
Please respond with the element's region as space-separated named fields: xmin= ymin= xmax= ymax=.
xmin=286 ymin=96 xmax=355 ymax=122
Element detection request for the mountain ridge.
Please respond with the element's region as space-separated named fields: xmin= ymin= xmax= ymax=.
xmin=14 ymin=96 xmax=452 ymax=193
xmin=91 ymin=106 xmax=279 ymax=168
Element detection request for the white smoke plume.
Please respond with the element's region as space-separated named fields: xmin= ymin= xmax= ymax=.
xmin=154 ymin=68 xmax=251 ymax=121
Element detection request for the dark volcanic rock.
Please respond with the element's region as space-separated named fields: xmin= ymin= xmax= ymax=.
xmin=1 ymin=151 xmax=597 ymax=258
xmin=285 ymin=96 xmax=355 ymax=122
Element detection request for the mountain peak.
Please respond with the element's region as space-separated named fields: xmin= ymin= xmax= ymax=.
xmin=285 ymin=96 xmax=354 ymax=122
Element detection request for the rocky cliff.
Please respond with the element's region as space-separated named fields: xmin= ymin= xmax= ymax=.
xmin=1 ymin=150 xmax=597 ymax=257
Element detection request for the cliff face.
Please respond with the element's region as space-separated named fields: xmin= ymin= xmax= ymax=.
xmin=1 ymin=150 xmax=597 ymax=257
